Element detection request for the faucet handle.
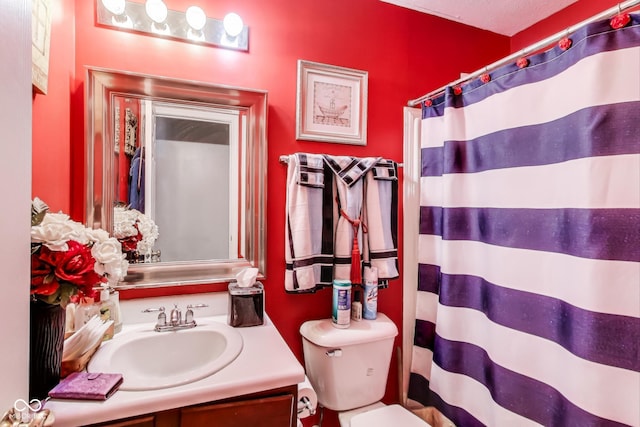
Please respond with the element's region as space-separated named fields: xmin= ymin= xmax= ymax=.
xmin=142 ymin=307 xmax=166 ymax=327
xmin=185 ymin=304 xmax=209 ymax=324
xmin=186 ymin=304 xmax=209 ymax=310
xmin=169 ymin=304 xmax=182 ymax=325
xmin=142 ymin=306 xmax=165 ymax=314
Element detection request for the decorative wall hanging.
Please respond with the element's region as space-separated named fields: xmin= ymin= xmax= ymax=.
xmin=31 ymin=0 xmax=52 ymax=94
xmin=296 ymin=60 xmax=368 ymax=145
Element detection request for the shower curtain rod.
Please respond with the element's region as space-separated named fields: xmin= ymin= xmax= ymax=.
xmin=407 ymin=0 xmax=640 ymax=106
xmin=279 ymin=154 xmax=404 ymax=167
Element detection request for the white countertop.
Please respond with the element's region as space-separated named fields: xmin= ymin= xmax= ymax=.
xmin=45 ymin=310 xmax=305 ymax=426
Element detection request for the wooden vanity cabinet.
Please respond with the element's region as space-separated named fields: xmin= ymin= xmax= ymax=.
xmin=85 ymin=385 xmax=298 ymax=427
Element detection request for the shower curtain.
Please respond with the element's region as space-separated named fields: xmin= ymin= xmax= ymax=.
xmin=408 ymin=13 xmax=640 ymax=427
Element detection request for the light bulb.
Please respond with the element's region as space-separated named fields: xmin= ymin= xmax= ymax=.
xmin=145 ymin=0 xmax=168 ymax=24
xmin=102 ymin=0 xmax=126 ymax=15
xmin=223 ymin=12 xmax=243 ymax=38
xmin=186 ymin=6 xmax=206 ymax=31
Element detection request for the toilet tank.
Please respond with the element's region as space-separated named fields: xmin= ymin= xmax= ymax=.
xmin=300 ymin=313 xmax=398 ymax=411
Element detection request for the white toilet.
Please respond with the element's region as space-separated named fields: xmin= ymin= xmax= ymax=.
xmin=300 ymin=313 xmax=430 ymax=427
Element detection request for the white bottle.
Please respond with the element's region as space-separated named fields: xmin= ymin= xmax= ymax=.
xmin=74 ymin=297 xmax=99 ymax=332
xmin=363 ymin=267 xmax=378 ymax=320
xmin=99 ymin=288 xmax=116 ymax=340
xmin=110 ymin=288 xmax=123 ymax=334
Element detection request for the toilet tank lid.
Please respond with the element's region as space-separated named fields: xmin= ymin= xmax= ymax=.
xmin=300 ymin=313 xmax=398 ymax=347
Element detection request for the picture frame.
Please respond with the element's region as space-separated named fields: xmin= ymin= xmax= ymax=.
xmin=296 ymin=60 xmax=368 ymax=145
xmin=32 ymin=0 xmax=52 ymax=95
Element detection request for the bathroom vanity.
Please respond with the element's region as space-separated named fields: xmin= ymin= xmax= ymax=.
xmin=85 ymin=384 xmax=298 ymax=427
xmin=45 ymin=297 xmax=305 ymax=427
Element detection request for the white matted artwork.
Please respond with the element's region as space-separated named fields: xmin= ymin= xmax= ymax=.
xmin=296 ymin=60 xmax=368 ymax=145
xmin=32 ymin=0 xmax=52 ymax=95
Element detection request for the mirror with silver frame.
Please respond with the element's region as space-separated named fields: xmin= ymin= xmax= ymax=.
xmin=85 ymin=67 xmax=267 ymax=288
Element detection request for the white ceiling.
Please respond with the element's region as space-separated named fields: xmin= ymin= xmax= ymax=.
xmin=380 ymin=0 xmax=579 ymax=36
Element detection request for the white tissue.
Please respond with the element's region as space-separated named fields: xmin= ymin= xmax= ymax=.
xmin=297 ymin=375 xmax=318 ymax=419
xmin=236 ymin=267 xmax=259 ymax=288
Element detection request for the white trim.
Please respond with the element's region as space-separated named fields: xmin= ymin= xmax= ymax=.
xmin=402 ymin=106 xmax=422 ymax=405
xmin=150 ymin=102 xmax=240 ymax=258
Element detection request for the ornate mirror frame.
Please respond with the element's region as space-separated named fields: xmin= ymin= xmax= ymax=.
xmin=85 ymin=67 xmax=267 ymax=289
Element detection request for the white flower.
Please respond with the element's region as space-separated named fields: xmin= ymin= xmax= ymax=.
xmin=85 ymin=228 xmax=110 ymax=244
xmin=136 ymin=215 xmax=159 ymax=253
xmin=113 ymin=206 xmax=159 ymax=253
xmin=92 ymin=238 xmax=128 ymax=284
xmin=113 ymin=208 xmax=139 ymax=238
xmin=31 ymin=213 xmax=80 ymax=251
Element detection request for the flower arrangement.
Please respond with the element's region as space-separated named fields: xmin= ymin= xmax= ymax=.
xmin=30 ymin=198 xmax=128 ymax=308
xmin=113 ymin=205 xmax=159 ymax=254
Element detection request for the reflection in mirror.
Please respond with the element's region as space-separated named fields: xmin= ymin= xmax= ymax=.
xmin=86 ymin=68 xmax=267 ymax=288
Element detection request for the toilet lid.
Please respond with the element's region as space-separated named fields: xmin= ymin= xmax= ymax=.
xmin=350 ymin=404 xmax=431 ymax=427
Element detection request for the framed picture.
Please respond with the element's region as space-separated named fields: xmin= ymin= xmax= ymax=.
xmin=32 ymin=0 xmax=52 ymax=95
xmin=296 ymin=60 xmax=368 ymax=145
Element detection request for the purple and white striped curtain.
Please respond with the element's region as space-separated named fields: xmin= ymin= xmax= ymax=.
xmin=408 ymin=13 xmax=640 ymax=427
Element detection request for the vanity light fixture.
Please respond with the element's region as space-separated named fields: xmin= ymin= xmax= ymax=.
xmin=223 ymin=13 xmax=244 ymax=38
xmin=185 ymin=6 xmax=206 ymax=41
xmin=221 ymin=12 xmax=244 ymax=47
xmin=101 ymin=0 xmax=133 ymax=28
xmin=96 ymin=0 xmax=249 ymax=51
xmin=145 ymin=0 xmax=170 ymax=35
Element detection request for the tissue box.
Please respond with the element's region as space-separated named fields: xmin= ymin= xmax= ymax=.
xmin=228 ymin=282 xmax=264 ymax=327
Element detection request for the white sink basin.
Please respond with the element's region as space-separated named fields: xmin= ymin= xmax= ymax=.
xmin=87 ymin=320 xmax=243 ymax=391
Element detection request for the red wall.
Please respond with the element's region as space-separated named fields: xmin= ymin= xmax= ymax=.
xmin=34 ymin=1 xmax=511 ymax=425
xmin=32 ymin=0 xmax=75 ymax=213
xmin=35 ymin=0 xmax=637 ymax=424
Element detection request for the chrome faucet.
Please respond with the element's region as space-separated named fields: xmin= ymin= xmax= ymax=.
xmin=142 ymin=304 xmax=208 ymax=332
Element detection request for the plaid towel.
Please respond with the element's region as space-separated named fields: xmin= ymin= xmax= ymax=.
xmin=322 ymin=155 xmax=381 ymax=187
xmin=296 ymin=153 xmax=325 ymax=188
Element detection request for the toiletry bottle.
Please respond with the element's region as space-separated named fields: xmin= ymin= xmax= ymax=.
xmin=363 ymin=266 xmax=378 ymax=320
xmin=351 ymin=290 xmax=362 ymax=321
xmin=332 ymin=279 xmax=351 ymax=328
xmin=99 ymin=288 xmax=115 ymax=340
xmin=110 ymin=288 xmax=123 ymax=334
xmin=74 ymin=297 xmax=99 ymax=332
xmin=65 ymin=302 xmax=76 ymax=335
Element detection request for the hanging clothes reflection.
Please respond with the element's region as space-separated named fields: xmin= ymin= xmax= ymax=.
xmin=128 ymin=146 xmax=145 ymax=212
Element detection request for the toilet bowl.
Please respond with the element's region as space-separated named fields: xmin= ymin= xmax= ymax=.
xmin=300 ymin=313 xmax=431 ymax=427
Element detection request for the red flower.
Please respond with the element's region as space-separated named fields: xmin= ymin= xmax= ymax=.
xmin=516 ymin=57 xmax=529 ymax=69
xmin=480 ymin=73 xmax=491 ymax=83
xmin=610 ymin=13 xmax=631 ymax=29
xmin=31 ymin=254 xmax=59 ymax=296
xmin=33 ymin=241 xmax=105 ymax=298
xmin=423 ymin=99 xmax=432 ymax=107
xmin=118 ymin=225 xmax=143 ymax=252
xmin=453 ymin=86 xmax=463 ymax=95
xmin=558 ymin=37 xmax=572 ymax=51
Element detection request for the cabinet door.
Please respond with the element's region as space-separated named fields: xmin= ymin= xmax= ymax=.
xmin=86 ymin=415 xmax=156 ymax=427
xmin=180 ymin=393 xmax=295 ymax=427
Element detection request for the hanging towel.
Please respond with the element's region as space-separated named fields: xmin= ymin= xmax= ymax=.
xmin=323 ymin=155 xmax=380 ymax=285
xmin=362 ymin=159 xmax=399 ymax=279
xmin=285 ymin=153 xmax=336 ymax=292
xmin=285 ymin=153 xmax=398 ymax=293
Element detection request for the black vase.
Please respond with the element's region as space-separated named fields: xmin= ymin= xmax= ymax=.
xmin=29 ymin=299 xmax=66 ymax=400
